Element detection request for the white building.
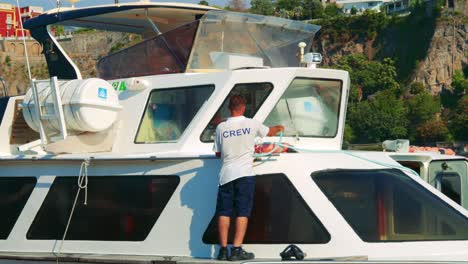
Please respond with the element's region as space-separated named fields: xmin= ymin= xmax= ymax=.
xmin=336 ymin=0 xmax=409 ymax=14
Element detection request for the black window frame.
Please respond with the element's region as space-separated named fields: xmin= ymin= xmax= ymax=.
xmin=27 ymin=175 xmax=180 ymax=241
xmin=437 ymin=172 xmax=462 ymax=205
xmin=202 ymin=173 xmax=331 ymax=244
xmin=134 ymin=84 xmax=215 ymax=144
xmin=0 ymin=176 xmax=37 ymax=240
xmin=264 ymin=77 xmax=343 ymax=139
xmin=200 ymin=82 xmax=274 ymax=143
xmin=312 ymin=168 xmax=468 ymax=243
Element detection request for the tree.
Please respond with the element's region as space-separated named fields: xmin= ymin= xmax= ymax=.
xmin=227 ymin=0 xmax=246 ymax=11
xmin=250 ymin=0 xmax=275 ymax=15
xmin=409 ymin=82 xmax=425 ymax=95
xmin=323 ymin=3 xmax=341 ymax=17
xmin=416 ymin=120 xmax=450 ymax=143
xmin=406 ymin=91 xmax=440 ymax=142
xmin=451 ymin=70 xmax=467 ymax=96
xmin=51 ymin=25 xmax=65 ymax=36
xmin=292 ymin=6 xmax=304 ymax=19
xmin=302 ymin=0 xmax=323 ymax=19
xmin=276 ymin=0 xmax=301 ymax=11
xmin=336 ymin=54 xmax=399 ymax=99
xmin=350 ymin=6 xmax=358 ymax=15
xmin=276 ymin=8 xmax=290 ymax=18
xmin=198 ymin=0 xmax=209 ymax=5
xmin=348 ymin=90 xmax=408 ymax=143
xmin=407 ymin=92 xmax=440 ymax=124
xmin=343 ymin=124 xmax=356 ymax=145
xmin=448 ymin=95 xmax=468 ymax=140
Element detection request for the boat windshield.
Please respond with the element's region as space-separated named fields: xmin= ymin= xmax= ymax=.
xmin=187 ymin=11 xmax=320 ymax=70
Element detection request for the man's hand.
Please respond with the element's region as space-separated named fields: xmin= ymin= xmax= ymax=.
xmin=267 ymin=125 xmax=285 ymax=136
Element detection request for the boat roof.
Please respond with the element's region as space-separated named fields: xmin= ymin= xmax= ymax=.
xmin=387 ymin=152 xmax=467 ymax=163
xmin=23 ymin=2 xmax=218 ymax=34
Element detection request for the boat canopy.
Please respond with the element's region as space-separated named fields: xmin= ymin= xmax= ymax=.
xmin=24 ymin=4 xmax=321 ymax=80
xmin=23 ymin=2 xmax=217 ymax=34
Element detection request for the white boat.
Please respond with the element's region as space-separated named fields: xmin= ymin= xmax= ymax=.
xmin=0 ymin=2 xmax=467 ymax=263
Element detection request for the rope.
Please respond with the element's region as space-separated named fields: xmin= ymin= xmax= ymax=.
xmin=15 ymin=0 xmax=32 ymax=81
xmin=254 ymin=134 xmax=420 ymax=177
xmin=253 ymin=131 xmax=283 ymax=158
xmin=56 ymin=158 xmax=90 ymax=263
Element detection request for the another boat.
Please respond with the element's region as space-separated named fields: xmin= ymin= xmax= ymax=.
xmin=0 ymin=2 xmax=467 ymax=262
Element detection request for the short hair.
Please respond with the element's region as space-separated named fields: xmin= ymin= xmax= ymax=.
xmin=228 ymin=95 xmax=246 ymax=110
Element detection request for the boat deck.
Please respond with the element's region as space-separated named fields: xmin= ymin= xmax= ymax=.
xmin=0 ymin=252 xmax=464 ymax=264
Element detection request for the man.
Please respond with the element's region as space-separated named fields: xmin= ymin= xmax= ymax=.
xmin=214 ymin=95 xmax=284 ymax=261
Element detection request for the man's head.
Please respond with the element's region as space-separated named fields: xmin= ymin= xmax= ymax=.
xmin=228 ymin=95 xmax=246 ymax=116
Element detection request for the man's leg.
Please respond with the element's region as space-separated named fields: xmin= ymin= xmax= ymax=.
xmin=233 ymin=216 xmax=248 ymax=247
xmin=215 ymin=182 xmax=234 ymax=260
xmin=218 ymin=216 xmax=230 ymax=247
xmin=230 ymin=176 xmax=256 ymax=261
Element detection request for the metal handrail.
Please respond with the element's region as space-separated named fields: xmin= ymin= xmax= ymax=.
xmin=0 ymin=76 xmax=7 ymax=97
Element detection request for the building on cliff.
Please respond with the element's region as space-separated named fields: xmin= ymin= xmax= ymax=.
xmin=336 ymin=0 xmax=410 ymax=14
xmin=0 ymin=2 xmax=42 ymax=38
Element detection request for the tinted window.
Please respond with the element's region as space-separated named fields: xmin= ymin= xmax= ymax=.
xmin=0 ymin=97 xmax=9 ymax=126
xmin=27 ymin=176 xmax=179 ymax=241
xmin=203 ymin=174 xmax=330 ymax=244
xmin=136 ymin=85 xmax=214 ymax=143
xmin=313 ymin=169 xmax=468 ymax=242
xmin=200 ymin=83 xmax=273 ymax=142
xmin=0 ymin=177 xmax=36 ymax=239
xmin=396 ymin=161 xmax=422 ymax=175
xmin=438 ymin=173 xmax=461 ymax=205
xmin=264 ymin=78 xmax=342 ymax=138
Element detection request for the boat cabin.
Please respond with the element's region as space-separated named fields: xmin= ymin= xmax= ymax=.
xmin=389 ymin=153 xmax=468 ymax=209
xmin=0 ymin=2 xmax=467 ymax=262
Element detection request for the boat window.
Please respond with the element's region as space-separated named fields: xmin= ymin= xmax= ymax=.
xmin=187 ymin=11 xmax=320 ymax=70
xmin=436 ymin=172 xmax=462 ymax=205
xmin=429 ymin=160 xmax=466 ymax=206
xmin=312 ymin=169 xmax=468 ymax=242
xmin=396 ymin=161 xmax=423 ymax=176
xmin=0 ymin=177 xmax=36 ymax=240
xmin=98 ymin=21 xmax=199 ymax=80
xmin=136 ymin=85 xmax=214 ymax=143
xmin=200 ymin=83 xmax=273 ymax=142
xmin=264 ymin=78 xmax=342 ymax=138
xmin=27 ymin=176 xmax=179 ymax=241
xmin=48 ymin=12 xmax=200 ymax=80
xmin=203 ymin=173 xmax=330 ymax=244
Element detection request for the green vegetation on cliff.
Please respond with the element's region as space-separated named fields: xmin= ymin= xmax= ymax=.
xmin=310 ymin=2 xmax=467 ymax=145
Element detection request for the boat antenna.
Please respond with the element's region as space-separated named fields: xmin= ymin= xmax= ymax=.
xmin=15 ymin=0 xmax=32 ymax=82
xmin=65 ymin=0 xmax=81 ymax=8
xmin=56 ymin=0 xmax=61 ymax=15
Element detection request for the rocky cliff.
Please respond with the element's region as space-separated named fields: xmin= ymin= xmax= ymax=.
xmin=413 ymin=18 xmax=467 ymax=94
xmin=314 ymin=13 xmax=467 ymax=95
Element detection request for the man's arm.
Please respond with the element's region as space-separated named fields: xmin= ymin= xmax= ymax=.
xmin=267 ymin=125 xmax=285 ymax=136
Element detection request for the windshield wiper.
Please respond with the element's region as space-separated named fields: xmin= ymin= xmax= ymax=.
xmin=284 ymin=98 xmax=299 ymax=140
